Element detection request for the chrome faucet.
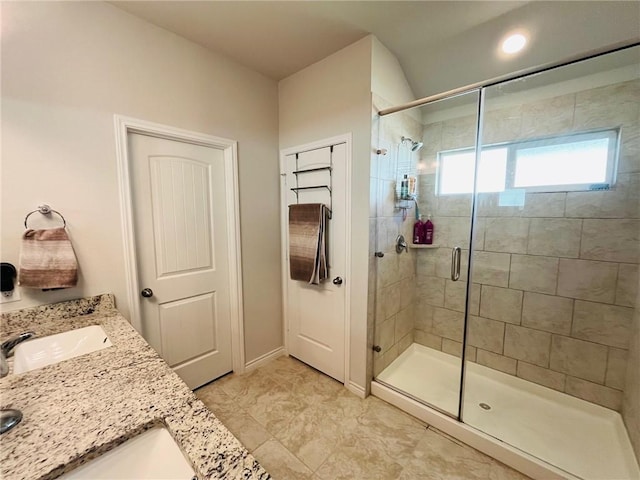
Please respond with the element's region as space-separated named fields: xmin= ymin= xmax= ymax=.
xmin=0 ymin=332 xmax=35 ymax=435
xmin=0 ymin=332 xmax=35 ymax=378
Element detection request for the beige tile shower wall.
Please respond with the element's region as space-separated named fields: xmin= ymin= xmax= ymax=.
xmin=414 ymin=79 xmax=640 ymax=411
xmin=371 ymin=94 xmax=422 ymax=377
xmin=411 ymin=105 xmax=479 ymax=359
xmin=622 ymin=273 xmax=640 ymax=460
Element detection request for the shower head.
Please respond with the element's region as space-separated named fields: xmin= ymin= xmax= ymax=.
xmin=401 ymin=136 xmax=423 ymax=152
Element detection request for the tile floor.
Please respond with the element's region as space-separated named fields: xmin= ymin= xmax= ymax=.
xmin=195 ymin=355 xmax=530 ymax=480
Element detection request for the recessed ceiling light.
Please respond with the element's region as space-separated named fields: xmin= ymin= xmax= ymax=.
xmin=501 ymin=32 xmax=528 ymax=55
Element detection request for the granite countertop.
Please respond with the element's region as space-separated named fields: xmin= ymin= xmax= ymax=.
xmin=0 ymin=294 xmax=270 ymax=480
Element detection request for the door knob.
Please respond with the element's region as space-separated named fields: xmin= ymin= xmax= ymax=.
xmin=332 ymin=277 xmax=343 ymax=285
xmin=141 ymin=288 xmax=153 ymax=298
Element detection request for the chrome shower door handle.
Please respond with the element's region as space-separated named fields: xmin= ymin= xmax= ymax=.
xmin=451 ymin=247 xmax=462 ymax=281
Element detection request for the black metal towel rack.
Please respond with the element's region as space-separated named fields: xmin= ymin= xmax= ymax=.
xmin=290 ymin=148 xmax=333 ymax=219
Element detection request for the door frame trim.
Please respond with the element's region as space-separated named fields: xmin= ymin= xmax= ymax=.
xmin=114 ymin=114 xmax=246 ymax=375
xmin=279 ymin=133 xmax=352 ymax=387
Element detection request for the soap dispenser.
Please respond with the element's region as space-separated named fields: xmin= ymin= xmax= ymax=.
xmin=0 ymin=263 xmax=17 ymax=297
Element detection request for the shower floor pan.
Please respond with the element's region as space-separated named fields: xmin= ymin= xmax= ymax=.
xmin=376 ymin=343 xmax=639 ymax=480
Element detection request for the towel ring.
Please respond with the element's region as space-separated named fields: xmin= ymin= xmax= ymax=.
xmin=24 ymin=205 xmax=66 ymax=229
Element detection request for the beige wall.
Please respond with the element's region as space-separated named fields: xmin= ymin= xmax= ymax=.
xmin=0 ymin=2 xmax=282 ymax=365
xmin=371 ymin=38 xmax=415 ymax=108
xmin=279 ymin=35 xmax=372 ymax=390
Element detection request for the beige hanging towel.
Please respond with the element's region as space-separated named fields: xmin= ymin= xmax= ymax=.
xmin=18 ymin=227 xmax=78 ymax=289
xmin=288 ymin=203 xmax=329 ymax=285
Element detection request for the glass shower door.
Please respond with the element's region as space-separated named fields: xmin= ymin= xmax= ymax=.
xmin=372 ymin=90 xmax=480 ymax=417
xmin=461 ymin=46 xmax=640 ymax=479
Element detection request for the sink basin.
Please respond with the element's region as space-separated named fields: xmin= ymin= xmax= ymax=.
xmin=59 ymin=426 xmax=195 ymax=479
xmin=13 ymin=325 xmax=113 ymax=374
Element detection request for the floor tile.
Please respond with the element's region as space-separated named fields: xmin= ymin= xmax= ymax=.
xmin=398 ymin=428 xmax=527 ymax=479
xmin=398 ymin=429 xmax=491 ymax=479
xmin=253 ymin=439 xmax=313 ymax=479
xmin=345 ymin=396 xmax=428 ymax=467
xmin=195 ymin=355 xmax=532 ymax=480
xmin=315 ymin=387 xmax=368 ymax=424
xmin=272 ymin=402 xmax=349 ymax=471
xmin=245 ymin=382 xmax=310 ymax=433
xmin=194 ymin=381 xmax=238 ymax=421
xmin=487 ymin=460 xmax=530 ymax=480
xmin=220 ymin=413 xmax=272 ymax=452
xmin=217 ymin=368 xmax=291 ymax=408
xmin=260 ymin=355 xmax=320 ymax=384
xmin=315 ymin=443 xmax=403 ymax=480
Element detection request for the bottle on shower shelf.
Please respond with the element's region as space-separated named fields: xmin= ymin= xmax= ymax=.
xmin=413 ymin=215 xmax=424 ymax=244
xmin=400 ymin=174 xmax=409 ymax=199
xmin=408 ymin=175 xmax=417 ymax=198
xmin=423 ymin=215 xmax=434 ymax=245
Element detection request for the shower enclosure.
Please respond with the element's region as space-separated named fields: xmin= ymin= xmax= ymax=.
xmin=370 ymin=44 xmax=640 ymax=479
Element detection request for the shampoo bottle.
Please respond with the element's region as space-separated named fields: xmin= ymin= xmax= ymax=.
xmin=424 ymin=215 xmax=434 ymax=245
xmin=408 ymin=176 xmax=417 ymax=198
xmin=413 ymin=215 xmax=424 ymax=244
xmin=400 ymin=175 xmax=409 ymax=199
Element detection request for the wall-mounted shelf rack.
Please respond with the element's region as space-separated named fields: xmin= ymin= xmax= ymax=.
xmin=290 ymin=185 xmax=331 ymax=193
xmin=395 ymin=139 xmax=418 ymax=212
xmin=293 ymin=166 xmax=332 ymax=175
xmin=409 ymin=244 xmax=438 ymax=249
xmin=290 ymin=151 xmax=333 ymax=219
xmin=396 ymin=198 xmax=415 ymax=210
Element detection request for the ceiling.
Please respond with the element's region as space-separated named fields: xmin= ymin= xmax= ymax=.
xmin=112 ymin=1 xmax=640 ymax=100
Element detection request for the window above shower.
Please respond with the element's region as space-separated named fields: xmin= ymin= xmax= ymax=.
xmin=437 ymin=128 xmax=620 ymax=195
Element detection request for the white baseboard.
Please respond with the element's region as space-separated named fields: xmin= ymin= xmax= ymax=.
xmin=346 ymin=381 xmax=366 ymax=398
xmin=244 ymin=346 xmax=285 ymax=372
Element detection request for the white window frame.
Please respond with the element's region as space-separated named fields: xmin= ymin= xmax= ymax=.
xmin=436 ymin=128 xmax=620 ymax=195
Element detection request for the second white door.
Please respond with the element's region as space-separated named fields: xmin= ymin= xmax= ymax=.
xmin=282 ymin=142 xmax=347 ymax=382
xmin=129 ymin=132 xmax=233 ymax=390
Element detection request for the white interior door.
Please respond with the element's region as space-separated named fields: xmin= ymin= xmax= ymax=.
xmin=129 ymin=132 xmax=233 ymax=389
xmin=282 ymin=142 xmax=347 ymax=382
